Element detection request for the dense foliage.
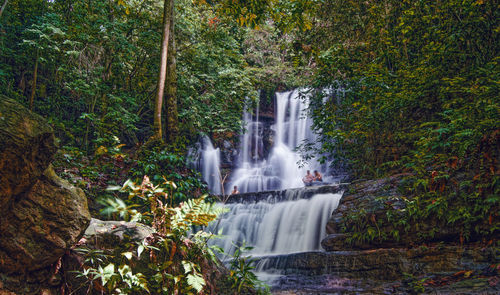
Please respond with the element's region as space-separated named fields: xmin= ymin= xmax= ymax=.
xmin=1 ymin=0 xmax=497 ymax=293
xmin=304 ymin=0 xmax=498 ymax=242
xmin=77 ymin=176 xmax=268 ymax=294
xmin=0 ymin=0 xmax=257 ymax=151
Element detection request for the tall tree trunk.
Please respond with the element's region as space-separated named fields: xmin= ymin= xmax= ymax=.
xmin=153 ymin=0 xmax=173 ymax=140
xmin=29 ymin=50 xmax=39 ymax=111
xmin=0 ymin=0 xmax=8 ymax=19
xmin=165 ymin=2 xmax=178 ymax=143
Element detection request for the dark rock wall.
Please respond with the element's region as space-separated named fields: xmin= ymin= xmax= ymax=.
xmin=0 ymin=96 xmax=57 ymax=203
xmin=0 ymin=98 xmax=91 ymax=294
xmin=307 ymin=174 xmax=500 ymax=294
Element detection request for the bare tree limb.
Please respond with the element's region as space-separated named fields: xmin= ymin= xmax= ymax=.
xmin=0 ymin=0 xmax=8 ymax=19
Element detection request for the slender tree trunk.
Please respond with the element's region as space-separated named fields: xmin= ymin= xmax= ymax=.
xmin=29 ymin=50 xmax=39 ymax=111
xmin=165 ymin=1 xmax=178 ymax=143
xmin=153 ymin=0 xmax=173 ymax=140
xmin=0 ymin=0 xmax=8 ymax=19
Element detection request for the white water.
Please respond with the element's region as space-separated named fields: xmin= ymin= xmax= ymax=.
xmin=212 ymin=190 xmax=343 ymax=257
xmin=200 ymin=136 xmax=222 ymax=195
xmin=197 ymin=89 xmax=345 ymax=287
xmin=228 ymin=90 xmax=324 ymax=193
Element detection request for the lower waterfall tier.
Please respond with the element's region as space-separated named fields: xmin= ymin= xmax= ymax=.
xmin=210 ymin=185 xmax=344 ymax=257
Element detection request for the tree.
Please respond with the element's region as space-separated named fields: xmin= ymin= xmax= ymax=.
xmin=153 ymin=0 xmax=174 ymax=140
xmin=0 ymin=0 xmax=7 ymax=19
xmin=21 ymin=19 xmax=65 ymax=110
xmin=165 ymin=0 xmax=178 ymax=143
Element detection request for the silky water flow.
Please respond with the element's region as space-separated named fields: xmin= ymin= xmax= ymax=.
xmin=200 ymin=90 xmax=343 ymax=285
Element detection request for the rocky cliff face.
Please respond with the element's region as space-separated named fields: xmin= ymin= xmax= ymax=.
xmin=306 ymin=175 xmax=499 ymax=294
xmin=255 ymin=175 xmax=499 ymax=294
xmin=322 ymin=174 xmax=467 ymax=251
xmin=0 ymin=97 xmax=91 ymax=294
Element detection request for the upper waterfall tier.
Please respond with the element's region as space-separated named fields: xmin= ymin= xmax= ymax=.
xmin=228 ymin=90 xmax=325 ymax=194
xmin=200 ymin=136 xmax=222 ymax=195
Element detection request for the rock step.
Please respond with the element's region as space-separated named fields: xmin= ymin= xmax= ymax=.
xmin=255 ymin=246 xmax=496 ymax=281
xmin=224 ymin=184 xmax=348 ymax=204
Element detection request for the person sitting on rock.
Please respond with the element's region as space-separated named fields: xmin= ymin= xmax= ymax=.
xmin=302 ymin=170 xmax=314 ymax=186
xmin=313 ymin=170 xmax=323 ymax=182
xmin=231 ymin=185 xmax=239 ymax=195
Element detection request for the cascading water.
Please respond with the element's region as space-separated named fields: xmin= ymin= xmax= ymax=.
xmin=213 ymin=189 xmax=343 ymax=257
xmin=209 ymin=186 xmax=344 ymax=286
xmin=228 ymin=90 xmax=325 ymax=193
xmin=199 ymin=89 xmax=345 ymax=290
xmin=200 ymin=136 xmax=222 ymax=195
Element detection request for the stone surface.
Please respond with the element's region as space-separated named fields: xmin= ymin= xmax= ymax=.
xmin=225 ymin=184 xmax=348 ymax=204
xmin=0 ymin=98 xmax=90 ymax=294
xmin=0 ymin=97 xmax=57 ymax=201
xmin=259 ymin=245 xmax=499 ymax=294
xmin=0 ymin=163 xmax=90 ymax=276
xmin=82 ymin=218 xmax=155 ymax=249
xmin=270 ymin=273 xmax=500 ymax=295
xmin=322 ymin=174 xmax=463 ymax=250
xmin=258 ymin=246 xmax=496 ymax=279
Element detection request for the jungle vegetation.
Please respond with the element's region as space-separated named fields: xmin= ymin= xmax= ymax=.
xmin=0 ymin=0 xmax=498 ymax=293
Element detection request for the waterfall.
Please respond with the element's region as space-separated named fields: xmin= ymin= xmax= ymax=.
xmin=200 ymin=89 xmax=346 ymax=288
xmin=229 ymin=90 xmax=325 ymax=193
xmin=212 ymin=189 xmax=342 ymax=257
xmin=200 ymin=136 xmax=222 ymax=195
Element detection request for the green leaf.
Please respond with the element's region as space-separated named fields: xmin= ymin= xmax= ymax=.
xmin=137 ymin=245 xmax=145 ymax=257
xmin=186 ymin=273 xmax=205 ymax=292
xmin=121 ymin=252 xmax=133 ymax=260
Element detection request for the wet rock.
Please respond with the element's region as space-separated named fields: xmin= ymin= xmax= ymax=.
xmin=320 ymin=234 xmax=348 ymax=252
xmin=226 ymin=184 xmax=347 ymax=204
xmin=258 ymin=245 xmax=498 ymax=293
xmin=0 ymin=98 xmax=90 ymax=294
xmin=82 ymin=218 xmax=155 ymax=249
xmin=0 ymin=97 xmax=57 ymax=204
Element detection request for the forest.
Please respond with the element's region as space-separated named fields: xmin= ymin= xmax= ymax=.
xmin=0 ymin=0 xmax=498 ymax=294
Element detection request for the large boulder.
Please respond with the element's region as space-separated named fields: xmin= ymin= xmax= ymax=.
xmin=0 ymin=96 xmax=57 ymax=201
xmin=0 ymin=98 xmax=90 ymax=294
xmin=0 ymin=167 xmax=90 ymax=274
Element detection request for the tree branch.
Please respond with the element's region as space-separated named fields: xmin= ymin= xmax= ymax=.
xmin=0 ymin=0 xmax=8 ymax=19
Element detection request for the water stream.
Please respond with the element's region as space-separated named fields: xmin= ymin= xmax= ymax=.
xmin=200 ymin=136 xmax=222 ymax=195
xmin=214 ymin=190 xmax=342 ymax=257
xmin=199 ymin=90 xmax=343 ymax=289
xmin=228 ymin=90 xmax=326 ymax=193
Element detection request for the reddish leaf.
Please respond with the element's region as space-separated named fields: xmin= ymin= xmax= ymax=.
xmin=170 ymin=242 xmax=177 ymax=261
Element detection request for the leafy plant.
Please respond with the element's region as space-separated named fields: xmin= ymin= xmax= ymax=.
xmin=74 ymin=176 xmax=242 ymax=294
